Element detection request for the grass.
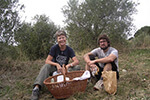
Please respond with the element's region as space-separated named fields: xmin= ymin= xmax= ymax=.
xmin=0 ymin=48 xmax=150 ymax=100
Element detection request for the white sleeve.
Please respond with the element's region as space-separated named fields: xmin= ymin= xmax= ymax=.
xmin=91 ymin=48 xmax=102 ymax=57
xmin=111 ymin=49 xmax=118 ymax=58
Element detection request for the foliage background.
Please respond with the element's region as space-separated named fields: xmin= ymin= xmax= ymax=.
xmin=62 ymin=0 xmax=137 ymax=51
xmin=0 ymin=0 xmax=150 ymax=99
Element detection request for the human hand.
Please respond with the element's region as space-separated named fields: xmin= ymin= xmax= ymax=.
xmin=90 ymin=64 xmax=97 ymax=71
xmin=56 ymin=64 xmax=62 ymax=73
xmin=90 ymin=64 xmax=99 ymax=76
xmin=62 ymin=64 xmax=67 ymax=75
xmin=65 ymin=64 xmax=70 ymax=72
xmin=87 ymin=60 xmax=95 ymax=66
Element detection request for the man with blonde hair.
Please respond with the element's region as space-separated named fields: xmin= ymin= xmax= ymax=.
xmin=31 ymin=30 xmax=79 ymax=100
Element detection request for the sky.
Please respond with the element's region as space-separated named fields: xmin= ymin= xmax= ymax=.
xmin=132 ymin=0 xmax=150 ymax=33
xmin=19 ymin=0 xmax=69 ymax=27
xmin=19 ymin=0 xmax=150 ymax=36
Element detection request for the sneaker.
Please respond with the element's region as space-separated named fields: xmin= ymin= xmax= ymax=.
xmin=93 ymin=79 xmax=103 ymax=90
xmin=31 ymin=88 xmax=39 ymax=100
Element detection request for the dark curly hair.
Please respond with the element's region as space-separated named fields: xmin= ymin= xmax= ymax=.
xmin=97 ymin=34 xmax=110 ymax=47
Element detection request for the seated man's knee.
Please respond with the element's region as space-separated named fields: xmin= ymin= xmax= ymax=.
xmin=89 ymin=55 xmax=95 ymax=60
xmin=104 ymin=63 xmax=112 ymax=71
xmin=89 ymin=55 xmax=100 ymax=67
xmin=43 ymin=64 xmax=50 ymax=68
xmin=40 ymin=64 xmax=52 ymax=71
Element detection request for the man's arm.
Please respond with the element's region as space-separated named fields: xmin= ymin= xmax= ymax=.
xmin=66 ymin=56 xmax=79 ymax=69
xmin=90 ymin=53 xmax=117 ymax=64
xmin=71 ymin=56 xmax=79 ymax=66
xmin=45 ymin=55 xmax=62 ymax=72
xmin=45 ymin=55 xmax=57 ymax=66
xmin=84 ymin=52 xmax=96 ymax=65
xmin=84 ymin=52 xmax=99 ymax=71
xmin=84 ymin=52 xmax=91 ymax=63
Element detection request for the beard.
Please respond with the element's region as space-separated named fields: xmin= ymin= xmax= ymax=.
xmin=100 ymin=46 xmax=109 ymax=50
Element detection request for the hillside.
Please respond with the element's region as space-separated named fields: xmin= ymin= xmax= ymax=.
xmin=0 ymin=48 xmax=150 ymax=100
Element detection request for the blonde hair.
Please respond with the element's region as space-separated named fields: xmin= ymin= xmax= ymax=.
xmin=54 ymin=30 xmax=67 ymax=38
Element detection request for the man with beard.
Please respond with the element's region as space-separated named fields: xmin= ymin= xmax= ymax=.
xmin=84 ymin=34 xmax=119 ymax=90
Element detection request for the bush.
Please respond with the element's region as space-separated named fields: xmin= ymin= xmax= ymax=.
xmin=130 ymin=33 xmax=150 ymax=48
xmin=0 ymin=42 xmax=18 ymax=60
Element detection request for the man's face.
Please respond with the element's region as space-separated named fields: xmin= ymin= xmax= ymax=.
xmin=57 ymin=35 xmax=66 ymax=46
xmin=99 ymin=39 xmax=108 ymax=50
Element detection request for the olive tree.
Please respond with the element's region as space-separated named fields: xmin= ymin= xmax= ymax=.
xmin=62 ymin=0 xmax=137 ymax=50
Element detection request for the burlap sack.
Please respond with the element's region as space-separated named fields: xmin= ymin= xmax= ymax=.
xmin=102 ymin=71 xmax=117 ymax=95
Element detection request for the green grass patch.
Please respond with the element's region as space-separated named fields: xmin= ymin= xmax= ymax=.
xmin=0 ymin=48 xmax=150 ymax=99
